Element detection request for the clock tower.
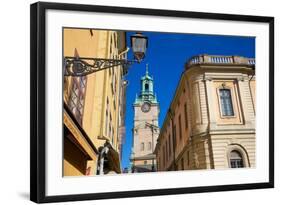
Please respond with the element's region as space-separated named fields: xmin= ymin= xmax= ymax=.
xmin=130 ymin=64 xmax=160 ymax=172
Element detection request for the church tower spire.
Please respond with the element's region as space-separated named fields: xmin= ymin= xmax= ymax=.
xmin=134 ymin=64 xmax=158 ymax=104
xmin=131 ymin=63 xmax=160 ymax=173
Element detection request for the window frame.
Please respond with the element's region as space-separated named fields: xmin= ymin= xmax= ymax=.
xmin=178 ymin=114 xmax=182 ymax=140
xmin=140 ymin=142 xmax=145 ymax=151
xmin=219 ymin=88 xmax=234 ymax=117
xmin=229 ymin=150 xmax=244 ymax=168
xmin=227 ymin=144 xmax=250 ymax=168
xmin=148 ymin=142 xmax=152 ymax=150
xmin=216 ymin=85 xmax=237 ymax=119
xmin=184 ymin=102 xmax=188 ymax=129
xmin=67 ymin=76 xmax=87 ymax=125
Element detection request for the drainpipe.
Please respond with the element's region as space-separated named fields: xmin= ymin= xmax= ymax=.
xmin=99 ymin=144 xmax=109 ymax=175
xmin=118 ymin=47 xmax=130 ymax=57
xmin=248 ymin=72 xmax=256 ymax=115
xmin=168 ymin=108 xmax=177 ymax=171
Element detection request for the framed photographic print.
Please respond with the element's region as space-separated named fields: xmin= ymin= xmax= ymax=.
xmin=30 ymin=1 xmax=274 ymax=203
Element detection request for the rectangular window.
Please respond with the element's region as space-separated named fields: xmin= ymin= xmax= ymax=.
xmin=148 ymin=142 xmax=152 ymax=150
xmin=187 ymin=151 xmax=190 ymax=167
xmin=109 ymin=113 xmax=112 ymax=138
xmin=162 ymin=146 xmax=165 ymax=167
xmin=114 ymin=75 xmax=117 ymax=93
xmin=108 ymin=125 xmax=111 ymax=140
xmin=68 ymin=77 xmax=87 ymax=125
xmin=184 ymin=103 xmax=188 ymax=129
xmin=141 ymin=142 xmax=144 ymax=151
xmin=111 ymin=127 xmax=114 ymax=147
xmin=157 ymin=157 xmax=160 ymax=170
xmin=219 ymin=89 xmax=234 ymax=116
xmin=105 ymin=98 xmax=109 ymax=136
xmin=110 ymin=37 xmax=113 ymax=55
xmin=178 ymin=115 xmax=182 ymax=140
xmin=169 ymin=134 xmax=172 ymax=156
xmin=173 ymin=124 xmax=177 ymax=146
xmin=165 ymin=141 xmax=168 ymax=160
xmin=163 ymin=145 xmax=166 ymax=167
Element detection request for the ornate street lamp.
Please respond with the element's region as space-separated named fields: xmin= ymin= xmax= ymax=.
xmin=64 ymin=32 xmax=148 ymax=76
xmin=130 ymin=32 xmax=148 ymax=62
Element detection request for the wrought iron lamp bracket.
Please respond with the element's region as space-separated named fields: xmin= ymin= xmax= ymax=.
xmin=64 ymin=56 xmax=139 ymax=76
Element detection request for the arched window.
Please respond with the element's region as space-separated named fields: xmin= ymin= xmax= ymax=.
xmin=145 ymin=83 xmax=149 ymax=91
xmin=219 ymin=89 xmax=234 ymax=116
xmin=229 ymin=150 xmax=244 ymax=168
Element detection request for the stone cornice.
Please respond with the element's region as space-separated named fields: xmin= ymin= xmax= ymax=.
xmin=185 ymin=54 xmax=255 ymax=69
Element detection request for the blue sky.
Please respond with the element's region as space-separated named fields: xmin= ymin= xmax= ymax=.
xmin=121 ymin=31 xmax=255 ymax=169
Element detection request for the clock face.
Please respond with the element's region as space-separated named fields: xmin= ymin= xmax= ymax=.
xmin=141 ymin=102 xmax=151 ymax=113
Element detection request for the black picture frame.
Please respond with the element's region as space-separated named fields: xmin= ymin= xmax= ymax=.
xmin=30 ymin=1 xmax=274 ymax=203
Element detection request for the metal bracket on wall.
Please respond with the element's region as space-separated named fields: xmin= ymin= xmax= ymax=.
xmin=64 ymin=56 xmax=137 ymax=76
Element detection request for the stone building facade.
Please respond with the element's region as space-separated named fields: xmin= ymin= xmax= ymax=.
xmin=130 ymin=65 xmax=160 ymax=172
xmin=63 ymin=28 xmax=128 ymax=176
xmin=155 ymin=55 xmax=255 ymax=171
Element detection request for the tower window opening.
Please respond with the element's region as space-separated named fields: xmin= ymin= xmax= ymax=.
xmin=145 ymin=83 xmax=149 ymax=91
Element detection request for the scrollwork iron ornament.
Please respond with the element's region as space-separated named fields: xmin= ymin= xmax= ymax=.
xmin=64 ymin=57 xmax=136 ymax=76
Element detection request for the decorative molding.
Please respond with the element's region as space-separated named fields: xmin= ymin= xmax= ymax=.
xmin=237 ymin=76 xmax=245 ymax=82
xmin=186 ymin=54 xmax=255 ymax=68
xmin=204 ymin=76 xmax=213 ymax=81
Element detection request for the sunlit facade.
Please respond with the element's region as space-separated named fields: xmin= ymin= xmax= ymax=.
xmin=155 ymin=55 xmax=256 ymax=171
xmin=63 ymin=28 xmax=128 ymax=176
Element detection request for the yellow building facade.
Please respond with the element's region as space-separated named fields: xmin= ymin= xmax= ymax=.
xmin=63 ymin=28 xmax=128 ymax=176
xmin=155 ymin=55 xmax=256 ymax=171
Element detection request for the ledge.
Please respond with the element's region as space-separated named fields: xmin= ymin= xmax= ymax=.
xmin=185 ymin=55 xmax=255 ymax=70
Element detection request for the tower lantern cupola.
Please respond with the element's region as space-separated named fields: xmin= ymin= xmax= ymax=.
xmin=135 ymin=64 xmax=158 ymax=104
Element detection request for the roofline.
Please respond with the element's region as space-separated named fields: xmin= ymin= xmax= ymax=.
xmin=155 ymin=55 xmax=256 ymax=151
